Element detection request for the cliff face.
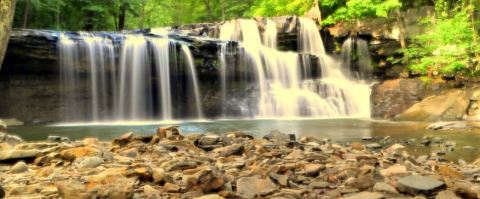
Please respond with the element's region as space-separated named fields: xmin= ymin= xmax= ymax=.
xmin=0 ymin=0 xmax=17 ymax=68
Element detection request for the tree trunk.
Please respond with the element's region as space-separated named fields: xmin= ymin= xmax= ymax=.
xmin=395 ymin=8 xmax=407 ymax=48
xmin=22 ymin=0 xmax=29 ymax=28
xmin=0 ymin=0 xmax=17 ymax=69
xmin=118 ymin=3 xmax=127 ymax=31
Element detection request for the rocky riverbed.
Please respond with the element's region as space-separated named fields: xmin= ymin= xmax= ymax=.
xmin=1 ymin=125 xmax=480 ymax=199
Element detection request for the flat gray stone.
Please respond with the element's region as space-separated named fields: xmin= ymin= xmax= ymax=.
xmin=397 ymin=175 xmax=445 ymax=195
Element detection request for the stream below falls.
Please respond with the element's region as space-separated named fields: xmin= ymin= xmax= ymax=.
xmin=7 ymin=118 xmax=480 ymax=162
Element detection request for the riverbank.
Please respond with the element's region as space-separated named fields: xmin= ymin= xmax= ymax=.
xmin=1 ymin=126 xmax=479 ymax=199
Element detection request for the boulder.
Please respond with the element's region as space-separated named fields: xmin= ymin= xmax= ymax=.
xmin=236 ymin=176 xmax=278 ymax=198
xmin=0 ymin=132 xmax=24 ymax=146
xmin=379 ymin=165 xmax=408 ymax=177
xmin=0 ymin=149 xmax=39 ymax=161
xmin=143 ymin=185 xmax=161 ymax=198
xmin=395 ymin=89 xmax=470 ymax=121
xmin=60 ymin=146 xmax=102 ymax=161
xmin=86 ymin=169 xmax=135 ymax=199
xmin=435 ymin=190 xmax=460 ymax=199
xmin=164 ymin=182 xmax=181 ymax=193
xmin=9 ymin=161 xmax=28 ymax=173
xmin=112 ymin=132 xmax=134 ymax=147
xmin=74 ymin=156 xmax=103 ymax=169
xmin=214 ymin=144 xmax=244 ymax=157
xmin=397 ymin=175 xmax=445 ymax=195
xmin=57 ymin=180 xmax=97 ymax=199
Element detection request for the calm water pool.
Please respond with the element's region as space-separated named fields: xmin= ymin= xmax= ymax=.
xmin=8 ymin=118 xmax=480 ymax=162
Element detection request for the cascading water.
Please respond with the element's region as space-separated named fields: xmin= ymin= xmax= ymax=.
xmin=151 ymin=38 xmax=173 ymax=120
xmin=263 ymin=19 xmax=277 ymax=48
xmin=116 ymin=35 xmax=152 ymax=120
xmin=218 ymin=17 xmax=371 ymax=118
xmin=59 ymin=34 xmax=115 ymax=121
xmin=180 ymin=44 xmax=204 ymax=119
xmin=58 ymin=34 xmax=205 ymax=121
xmin=341 ymin=37 xmax=373 ymax=79
xmin=58 ymin=17 xmax=371 ymax=122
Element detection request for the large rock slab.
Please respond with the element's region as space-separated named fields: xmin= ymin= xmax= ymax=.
xmin=236 ymin=176 xmax=278 ymax=198
xmin=397 ymin=175 xmax=445 ymax=195
xmin=395 ymin=89 xmax=470 ymax=121
xmin=0 ymin=149 xmax=39 ymax=161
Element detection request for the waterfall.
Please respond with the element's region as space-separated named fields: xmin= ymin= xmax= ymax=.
xmin=58 ymin=32 xmax=207 ymax=122
xmin=57 ymin=17 xmax=371 ymax=122
xmin=180 ymin=44 xmax=204 ymax=119
xmin=116 ymin=35 xmax=152 ymax=120
xmin=59 ymin=33 xmax=115 ymax=121
xmin=341 ymin=37 xmax=373 ymax=79
xmin=151 ymin=38 xmax=172 ymax=120
xmin=218 ymin=18 xmax=371 ymax=118
xmin=263 ymin=19 xmax=277 ymax=48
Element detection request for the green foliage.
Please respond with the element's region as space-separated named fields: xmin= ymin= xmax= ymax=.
xmin=404 ymin=8 xmax=479 ymax=76
xmin=246 ymin=0 xmax=315 ymax=17
xmin=320 ymin=0 xmax=402 ymax=25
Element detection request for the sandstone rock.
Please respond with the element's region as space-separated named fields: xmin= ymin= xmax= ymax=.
xmin=427 ymin=122 xmax=468 ymax=130
xmin=195 ymin=194 xmax=224 ymax=199
xmin=304 ymin=163 xmax=324 ymax=177
xmin=0 ymin=120 xmax=6 ymax=132
xmin=60 ymin=146 xmax=101 ymax=161
xmin=309 ymin=180 xmax=329 ymax=189
xmin=395 ymin=89 xmax=469 ymax=121
xmin=380 ymin=164 xmax=408 ymax=177
xmin=437 ymin=165 xmax=464 ymax=179
xmin=263 ymin=130 xmax=292 ymax=146
xmin=164 ymin=182 xmax=181 ymax=193
xmin=435 ymin=190 xmax=460 ymax=199
xmin=345 ymin=175 xmax=375 ymax=190
xmin=366 ymin=143 xmax=382 ymax=149
xmin=397 ymin=175 xmax=445 ymax=195
xmin=343 ymin=192 xmax=384 ymax=199
xmin=451 ymin=180 xmax=480 ymax=199
xmin=0 ymin=184 xmax=4 ymax=199
xmin=9 ymin=161 xmax=28 ymax=173
xmin=87 ymin=169 xmax=135 ymax=199
xmin=112 ymin=132 xmax=134 ymax=147
xmin=74 ymin=156 xmax=103 ymax=169
xmin=57 ymin=180 xmax=97 ymax=199
xmin=373 ymin=182 xmax=398 ymax=194
xmin=214 ymin=144 xmax=243 ymax=157
xmin=155 ymin=126 xmax=181 ymax=141
xmin=0 ymin=149 xmax=39 ymax=161
xmin=350 ymin=142 xmax=365 ymax=150
xmin=0 ymin=132 xmax=23 ymax=146
xmin=236 ymin=176 xmax=278 ymax=198
xmin=143 ymin=185 xmax=161 ymax=198
xmin=153 ymin=168 xmax=166 ymax=183
xmin=285 ymin=149 xmax=304 ymax=160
